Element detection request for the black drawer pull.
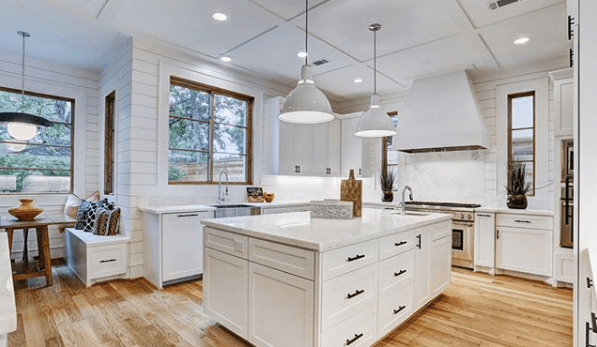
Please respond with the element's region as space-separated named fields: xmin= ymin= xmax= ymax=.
xmin=346 ymin=333 xmax=363 ymax=345
xmin=177 ymin=213 xmax=198 ymax=218
xmin=347 ymin=289 xmax=364 ymax=299
xmin=347 ymin=254 xmax=365 ymax=262
xmin=514 ymin=219 xmax=531 ymax=223
xmin=393 ymin=305 xmax=406 ymax=314
xmin=477 ymin=213 xmax=491 ymax=217
xmin=395 ymin=241 xmax=407 ymax=247
xmin=394 ymin=269 xmax=407 ymax=277
xmin=100 ymin=259 xmax=117 ymax=263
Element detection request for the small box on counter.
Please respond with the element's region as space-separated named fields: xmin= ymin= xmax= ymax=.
xmin=247 ymin=187 xmax=264 ymax=202
xmin=310 ymin=200 xmax=353 ymax=219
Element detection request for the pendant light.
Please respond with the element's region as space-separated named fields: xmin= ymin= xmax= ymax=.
xmin=354 ymin=24 xmax=396 ymax=138
xmin=278 ymin=0 xmax=334 ymax=124
xmin=0 ymin=31 xmax=53 ymax=141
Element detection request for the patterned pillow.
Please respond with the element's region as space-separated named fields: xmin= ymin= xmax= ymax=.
xmin=93 ymin=207 xmax=121 ymax=236
xmin=80 ymin=199 xmax=114 ymax=232
xmin=72 ymin=191 xmax=102 ymax=229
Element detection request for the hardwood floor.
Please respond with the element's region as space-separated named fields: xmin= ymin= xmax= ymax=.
xmin=8 ymin=265 xmax=572 ymax=347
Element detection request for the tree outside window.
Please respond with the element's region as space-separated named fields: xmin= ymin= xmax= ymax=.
xmin=508 ymin=91 xmax=535 ymax=196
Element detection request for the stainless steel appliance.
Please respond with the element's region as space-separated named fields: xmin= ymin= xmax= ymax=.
xmin=211 ymin=204 xmax=262 ymax=218
xmin=405 ymin=201 xmax=480 ymax=269
xmin=560 ymin=177 xmax=573 ymax=248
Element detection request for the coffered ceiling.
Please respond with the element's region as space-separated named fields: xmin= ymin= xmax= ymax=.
xmin=0 ymin=0 xmax=570 ymax=102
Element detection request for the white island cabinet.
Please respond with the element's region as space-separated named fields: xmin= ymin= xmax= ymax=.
xmin=202 ymin=209 xmax=452 ymax=347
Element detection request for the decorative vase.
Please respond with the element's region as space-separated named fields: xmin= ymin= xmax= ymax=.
xmin=263 ymin=192 xmax=275 ymax=203
xmin=382 ymin=191 xmax=394 ymax=203
xmin=506 ymin=194 xmax=527 ymax=209
xmin=8 ymin=199 xmax=43 ymax=221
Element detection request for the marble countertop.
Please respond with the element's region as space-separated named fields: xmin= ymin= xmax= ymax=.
xmin=202 ymin=208 xmax=452 ymax=252
xmin=475 ymin=206 xmax=554 ymax=216
xmin=0 ymin=233 xmax=16 ymax=335
xmin=138 ymin=205 xmax=216 ymax=214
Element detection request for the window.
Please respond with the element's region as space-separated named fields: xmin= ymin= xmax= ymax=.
xmin=508 ymin=91 xmax=535 ymax=195
xmin=168 ymin=77 xmax=253 ymax=184
xmin=0 ymin=87 xmax=74 ymax=193
xmin=104 ymin=91 xmax=115 ymax=195
xmin=381 ymin=112 xmax=399 ymax=190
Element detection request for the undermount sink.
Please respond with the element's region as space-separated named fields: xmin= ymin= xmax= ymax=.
xmin=210 ymin=204 xmax=261 ymax=218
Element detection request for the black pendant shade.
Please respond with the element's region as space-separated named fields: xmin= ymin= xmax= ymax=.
xmin=0 ymin=112 xmax=53 ymax=127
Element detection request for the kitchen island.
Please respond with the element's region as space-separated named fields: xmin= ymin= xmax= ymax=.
xmin=201 ymin=208 xmax=452 ymax=347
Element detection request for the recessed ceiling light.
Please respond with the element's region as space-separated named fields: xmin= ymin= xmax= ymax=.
xmin=514 ymin=37 xmax=530 ymax=45
xmin=220 ymin=56 xmax=231 ymax=62
xmin=297 ymin=52 xmax=308 ymax=58
xmin=353 ymin=78 xmax=363 ymax=84
xmin=212 ymin=12 xmax=228 ymax=21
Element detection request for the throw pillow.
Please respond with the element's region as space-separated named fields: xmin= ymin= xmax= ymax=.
xmin=93 ymin=207 xmax=121 ymax=236
xmin=70 ymin=191 xmax=101 ymax=229
xmin=81 ymin=199 xmax=114 ymax=232
xmin=62 ymin=194 xmax=81 ymax=219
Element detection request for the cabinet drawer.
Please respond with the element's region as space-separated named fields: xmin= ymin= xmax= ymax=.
xmin=322 ymin=239 xmax=378 ymax=280
xmin=321 ymin=305 xmax=377 ymax=347
xmin=377 ymin=282 xmax=414 ymax=338
xmin=249 ymin=238 xmax=315 ymax=280
xmin=379 ymin=231 xmax=414 ymax=260
xmin=322 ymin=263 xmax=377 ymax=331
xmin=496 ymin=214 xmax=553 ymax=230
xmin=88 ymin=244 xmax=127 ymax=279
xmin=204 ymin=227 xmax=249 ymax=259
xmin=378 ymin=249 xmax=415 ymax=297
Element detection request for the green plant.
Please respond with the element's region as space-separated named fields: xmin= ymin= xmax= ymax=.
xmin=506 ymin=161 xmax=530 ymax=195
xmin=380 ymin=169 xmax=396 ymax=192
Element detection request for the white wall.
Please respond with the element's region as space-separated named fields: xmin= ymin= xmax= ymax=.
xmin=0 ymin=49 xmax=100 ymax=259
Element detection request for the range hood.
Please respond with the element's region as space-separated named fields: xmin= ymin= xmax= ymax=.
xmin=393 ymin=70 xmax=489 ymax=153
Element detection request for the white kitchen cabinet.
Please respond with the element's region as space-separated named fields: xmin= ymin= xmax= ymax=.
xmin=474 ymin=212 xmax=496 ymax=269
xmin=413 ymin=229 xmax=431 ymax=310
xmin=555 ymin=249 xmax=574 ymax=284
xmin=552 ymin=72 xmax=574 ymax=137
xmin=430 ymin=234 xmax=452 ymax=297
xmin=312 ymin=120 xmax=341 ymax=176
xmin=341 ymin=114 xmax=364 ymax=177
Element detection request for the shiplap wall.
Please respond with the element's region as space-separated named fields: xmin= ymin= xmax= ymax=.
xmin=0 ymin=49 xmax=100 ymax=260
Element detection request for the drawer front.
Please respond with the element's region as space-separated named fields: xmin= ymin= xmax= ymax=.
xmin=204 ymin=227 xmax=249 ymax=259
xmin=321 ymin=304 xmax=377 ymax=347
xmin=322 ymin=239 xmax=378 ymax=280
xmin=291 ymin=205 xmax=311 ymax=212
xmin=88 ymin=244 xmax=127 ymax=279
xmin=262 ymin=207 xmax=293 ymax=215
xmin=378 ymin=249 xmax=415 ymax=297
xmin=322 ymin=263 xmax=378 ymax=331
xmin=249 ymin=238 xmax=315 ymax=280
xmin=377 ymin=282 xmax=414 ymax=338
xmin=496 ymin=214 xmax=553 ymax=230
xmin=378 ymin=230 xmax=415 ymax=260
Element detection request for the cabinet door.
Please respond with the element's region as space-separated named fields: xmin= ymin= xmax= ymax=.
xmin=413 ymin=232 xmax=431 ymax=310
xmin=495 ymin=226 xmax=552 ymax=276
xmin=430 ymin=235 xmax=452 ymax=297
xmin=203 ymin=248 xmax=249 ymax=338
xmin=294 ymin=124 xmax=313 ymax=175
xmin=341 ymin=116 xmax=363 ymax=177
xmin=162 ymin=212 xmax=206 ymax=281
xmin=279 ymin=121 xmax=296 ymax=175
xmin=312 ymin=122 xmax=328 ymax=176
xmin=474 ymin=213 xmax=495 ymax=268
xmin=248 ymin=262 xmax=314 ymax=347
xmin=327 ymin=119 xmax=341 ymax=176
xmin=554 ymin=78 xmax=574 ymax=136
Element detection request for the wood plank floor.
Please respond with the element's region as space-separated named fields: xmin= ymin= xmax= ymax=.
xmin=8 ymin=265 xmax=572 ymax=347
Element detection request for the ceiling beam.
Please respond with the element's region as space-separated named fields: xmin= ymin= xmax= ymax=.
xmin=96 ymin=0 xmax=131 ymax=24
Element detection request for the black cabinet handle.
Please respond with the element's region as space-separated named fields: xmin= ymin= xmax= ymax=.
xmin=514 ymin=219 xmax=531 ymax=223
xmin=395 ymin=241 xmax=407 ymax=247
xmin=100 ymin=259 xmax=117 ymax=263
xmin=568 ymin=15 xmax=575 ymax=40
xmin=347 ymin=289 xmax=364 ymax=299
xmin=346 ymin=333 xmax=363 ymax=345
xmin=347 ymin=254 xmax=365 ymax=262
xmin=394 ymin=269 xmax=407 ymax=277
xmin=588 ymin=277 xmax=594 ymax=289
xmin=177 ymin=213 xmax=198 ymax=218
xmin=497 ymin=230 xmax=499 ymax=239
xmin=416 ymin=234 xmax=421 ymax=249
xmin=477 ymin=213 xmax=491 ymax=217
xmin=393 ymin=305 xmax=406 ymax=314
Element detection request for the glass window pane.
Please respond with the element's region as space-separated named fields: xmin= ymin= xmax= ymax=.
xmin=169 ymin=118 xmax=210 ymax=151
xmin=169 ymin=85 xmax=211 ymax=121
xmin=28 ymin=124 xmax=71 ymax=146
xmin=214 ymin=94 xmax=247 ymax=126
xmin=214 ymin=124 xmax=246 ymax=154
xmin=213 ymin=153 xmax=246 ymax=182
xmin=511 ymin=95 xmax=533 ymax=129
xmin=512 ymin=129 xmax=533 ymax=160
xmin=0 ymin=91 xmax=72 ymax=124
xmin=168 ymin=150 xmax=209 ymax=182
xmin=512 ymin=161 xmax=534 ymax=192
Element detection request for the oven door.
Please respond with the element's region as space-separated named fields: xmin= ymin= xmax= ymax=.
xmin=452 ymin=221 xmax=474 ymax=268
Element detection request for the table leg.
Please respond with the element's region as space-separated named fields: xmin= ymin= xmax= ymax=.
xmin=38 ymin=226 xmax=52 ymax=287
xmin=22 ymin=228 xmax=29 ymax=266
xmin=36 ymin=228 xmax=44 ymax=270
xmin=6 ymin=229 xmax=13 ymax=255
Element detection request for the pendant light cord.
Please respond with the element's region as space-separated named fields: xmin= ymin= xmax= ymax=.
xmin=373 ymin=29 xmax=377 ymax=95
xmin=305 ymin=0 xmax=308 ymax=66
xmin=21 ymin=32 xmax=26 ymax=110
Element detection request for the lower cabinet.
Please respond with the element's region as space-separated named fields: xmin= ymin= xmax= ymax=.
xmin=321 ymin=305 xmax=377 ymax=347
xmin=414 ymin=231 xmax=431 ymax=310
xmin=495 ymin=226 xmax=552 ymax=276
xmin=430 ymin=234 xmax=452 ymax=297
xmin=377 ymin=282 xmax=414 ymax=337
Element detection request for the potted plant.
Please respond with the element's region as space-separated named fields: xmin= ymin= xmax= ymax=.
xmin=506 ymin=161 xmax=530 ymax=209
xmin=380 ymin=169 xmax=396 ymax=202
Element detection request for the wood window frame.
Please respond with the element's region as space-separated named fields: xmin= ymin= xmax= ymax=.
xmin=0 ymin=86 xmax=75 ymax=194
xmin=168 ymin=76 xmax=253 ymax=185
xmin=381 ymin=111 xmax=399 ymax=179
xmin=507 ymin=91 xmax=536 ymax=196
xmin=104 ymin=90 xmax=115 ymax=195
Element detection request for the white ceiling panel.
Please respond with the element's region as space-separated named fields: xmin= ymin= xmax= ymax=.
xmin=479 ymin=4 xmax=569 ymax=67
xmin=457 ymin=0 xmax=564 ymax=29
xmin=307 ymin=0 xmax=461 ymax=61
xmin=248 ymin=0 xmax=328 ymax=21
xmin=315 ymin=65 xmax=404 ymax=100
xmin=112 ymin=0 xmax=283 ymax=58
xmin=41 ymin=0 xmax=108 ymax=18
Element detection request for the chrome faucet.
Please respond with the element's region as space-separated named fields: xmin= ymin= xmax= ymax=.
xmin=218 ymin=171 xmax=229 ymax=203
xmin=400 ymin=185 xmax=414 ymax=218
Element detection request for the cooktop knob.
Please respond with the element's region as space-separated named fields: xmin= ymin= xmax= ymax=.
xmin=467 ymin=213 xmax=472 ymax=220
xmin=460 ymin=213 xmax=465 ymax=219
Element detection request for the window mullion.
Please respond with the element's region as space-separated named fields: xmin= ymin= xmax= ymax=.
xmin=208 ymin=91 xmax=216 ymax=182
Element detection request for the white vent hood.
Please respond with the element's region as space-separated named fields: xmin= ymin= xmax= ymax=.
xmin=393 ymin=70 xmax=490 ymax=153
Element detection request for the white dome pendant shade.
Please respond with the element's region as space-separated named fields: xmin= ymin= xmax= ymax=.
xmin=355 ymin=24 xmax=396 ymax=138
xmin=279 ymin=65 xmax=334 ymax=124
xmin=278 ymin=0 xmax=334 ymax=124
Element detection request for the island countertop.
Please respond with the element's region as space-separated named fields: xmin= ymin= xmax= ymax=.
xmin=0 ymin=232 xmax=16 ymax=336
xmin=201 ymin=208 xmax=452 ymax=252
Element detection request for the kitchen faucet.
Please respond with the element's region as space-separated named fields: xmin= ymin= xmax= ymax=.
xmin=400 ymin=185 xmax=414 ymax=218
xmin=218 ymin=171 xmax=229 ymax=203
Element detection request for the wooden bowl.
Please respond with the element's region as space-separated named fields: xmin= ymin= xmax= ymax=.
xmin=8 ymin=198 xmax=43 ymax=221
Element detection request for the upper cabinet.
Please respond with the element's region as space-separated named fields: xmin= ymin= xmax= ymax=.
xmin=551 ymin=69 xmax=574 ymax=137
xmin=340 ymin=113 xmax=364 ymax=177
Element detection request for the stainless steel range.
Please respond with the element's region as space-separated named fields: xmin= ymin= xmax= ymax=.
xmin=405 ymin=201 xmax=481 ymax=269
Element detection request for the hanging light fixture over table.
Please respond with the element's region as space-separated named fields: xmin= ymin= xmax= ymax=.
xmin=278 ymin=0 xmax=334 ymax=124
xmin=0 ymin=31 xmax=53 ymax=141
xmin=354 ymin=24 xmax=396 ymax=138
